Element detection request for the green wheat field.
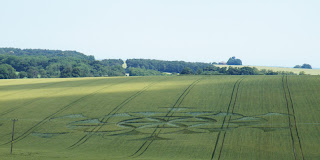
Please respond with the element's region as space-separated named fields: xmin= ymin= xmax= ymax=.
xmin=0 ymin=76 xmax=319 ymax=160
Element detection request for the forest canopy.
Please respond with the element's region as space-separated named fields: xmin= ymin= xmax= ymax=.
xmin=0 ymin=48 xmax=125 ymax=79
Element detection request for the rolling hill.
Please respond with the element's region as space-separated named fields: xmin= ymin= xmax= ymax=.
xmin=0 ymin=76 xmax=319 ymax=159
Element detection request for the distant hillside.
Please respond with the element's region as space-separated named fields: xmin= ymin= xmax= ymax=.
xmin=0 ymin=48 xmax=315 ymax=79
xmin=0 ymin=48 xmax=125 ymax=79
xmin=216 ymin=65 xmax=320 ymax=75
xmin=0 ymin=47 xmax=93 ymax=60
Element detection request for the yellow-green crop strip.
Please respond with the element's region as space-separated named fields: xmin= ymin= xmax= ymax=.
xmin=0 ymin=76 xmax=319 ymax=160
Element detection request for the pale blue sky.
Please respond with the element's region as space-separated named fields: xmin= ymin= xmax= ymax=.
xmin=0 ymin=0 xmax=319 ymax=68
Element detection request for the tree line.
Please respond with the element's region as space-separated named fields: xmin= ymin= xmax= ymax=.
xmin=0 ymin=48 xmax=125 ymax=79
xmin=0 ymin=48 xmax=309 ymax=79
xmin=180 ymin=66 xmax=297 ymax=75
xmin=294 ymin=64 xmax=312 ymax=69
xmin=126 ymin=59 xmax=213 ymax=73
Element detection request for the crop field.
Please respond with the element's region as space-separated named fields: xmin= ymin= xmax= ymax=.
xmin=0 ymin=75 xmax=320 ymax=160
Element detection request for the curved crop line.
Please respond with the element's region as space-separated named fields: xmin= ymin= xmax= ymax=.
xmin=285 ymin=76 xmax=305 ymax=160
xmin=217 ymin=78 xmax=244 ymax=160
xmin=135 ymin=133 xmax=158 ymax=157
xmin=210 ymin=77 xmax=242 ymax=160
xmin=0 ymin=78 xmax=106 ymax=117
xmin=68 ymin=82 xmax=159 ymax=148
xmin=129 ymin=126 xmax=160 ymax=157
xmin=68 ymin=77 xmax=170 ymax=149
xmin=130 ymin=78 xmax=203 ymax=158
xmin=2 ymin=78 xmax=133 ymax=145
xmin=282 ymin=76 xmax=298 ymax=160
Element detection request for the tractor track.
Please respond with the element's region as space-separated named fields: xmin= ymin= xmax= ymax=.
xmin=282 ymin=76 xmax=304 ymax=160
xmin=2 ymin=77 xmax=134 ymax=145
xmin=130 ymin=78 xmax=203 ymax=158
xmin=217 ymin=78 xmax=244 ymax=160
xmin=210 ymin=77 xmax=244 ymax=160
xmin=68 ymin=77 xmax=170 ymax=149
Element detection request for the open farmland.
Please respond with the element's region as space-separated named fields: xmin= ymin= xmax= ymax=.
xmin=0 ymin=76 xmax=320 ymax=160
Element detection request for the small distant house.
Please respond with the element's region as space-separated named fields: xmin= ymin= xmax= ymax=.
xmin=218 ymin=61 xmax=227 ymax=65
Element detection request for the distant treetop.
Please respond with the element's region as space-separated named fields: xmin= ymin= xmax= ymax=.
xmin=227 ymin=56 xmax=242 ymax=65
xmin=294 ymin=63 xmax=312 ymax=69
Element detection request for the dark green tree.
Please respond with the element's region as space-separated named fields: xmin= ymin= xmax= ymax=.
xmin=301 ymin=64 xmax=312 ymax=69
xmin=27 ymin=67 xmax=39 ymax=78
xmin=294 ymin=65 xmax=301 ymax=68
xmin=72 ymin=67 xmax=81 ymax=77
xmin=227 ymin=56 xmax=242 ymax=65
xmin=239 ymin=67 xmax=259 ymax=75
xmin=227 ymin=67 xmax=240 ymax=75
xmin=46 ymin=63 xmax=61 ymax=78
xmin=19 ymin=71 xmax=28 ymax=78
xmin=196 ymin=68 xmax=203 ymax=75
xmin=299 ymin=71 xmax=306 ymax=75
xmin=39 ymin=69 xmax=47 ymax=78
xmin=60 ymin=65 xmax=73 ymax=78
xmin=180 ymin=67 xmax=194 ymax=74
xmin=0 ymin=64 xmax=17 ymax=79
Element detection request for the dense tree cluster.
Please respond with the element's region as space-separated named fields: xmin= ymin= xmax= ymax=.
xmin=181 ymin=66 xmax=296 ymax=75
xmin=0 ymin=48 xmax=94 ymax=60
xmin=180 ymin=67 xmax=194 ymax=75
xmin=0 ymin=48 xmax=125 ymax=79
xmin=227 ymin=56 xmax=242 ymax=65
xmin=126 ymin=59 xmax=213 ymax=73
xmin=294 ymin=64 xmax=312 ymax=69
xmin=0 ymin=64 xmax=17 ymax=79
